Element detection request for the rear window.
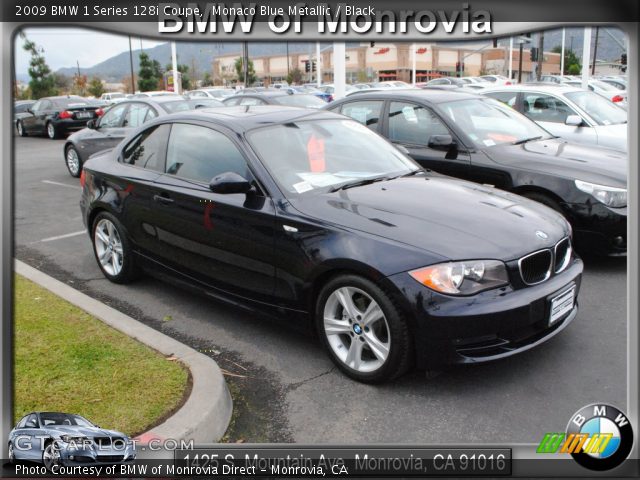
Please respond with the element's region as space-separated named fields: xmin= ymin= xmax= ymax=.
xmin=159 ymin=100 xmax=192 ymax=113
xmin=53 ymin=98 xmax=91 ymax=109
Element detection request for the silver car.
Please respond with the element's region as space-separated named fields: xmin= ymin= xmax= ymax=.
xmin=8 ymin=412 xmax=135 ymax=470
xmin=481 ymin=85 xmax=628 ymax=152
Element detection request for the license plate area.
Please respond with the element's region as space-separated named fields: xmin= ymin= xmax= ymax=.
xmin=75 ymin=111 xmax=92 ymax=119
xmin=549 ymin=285 xmax=575 ymax=326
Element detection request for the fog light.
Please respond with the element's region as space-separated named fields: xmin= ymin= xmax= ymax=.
xmin=69 ymin=455 xmax=75 ymax=461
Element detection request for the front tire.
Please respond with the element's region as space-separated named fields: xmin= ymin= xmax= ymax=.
xmin=46 ymin=121 xmax=59 ymax=139
xmin=65 ymin=145 xmax=82 ymax=177
xmin=92 ymin=212 xmax=139 ymax=284
xmin=42 ymin=441 xmax=61 ymax=471
xmin=16 ymin=121 xmax=27 ymax=137
xmin=316 ymin=275 xmax=413 ymax=383
xmin=8 ymin=442 xmax=15 ymax=464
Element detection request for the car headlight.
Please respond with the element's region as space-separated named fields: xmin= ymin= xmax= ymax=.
xmin=575 ymin=179 xmax=626 ymax=208
xmin=409 ymin=260 xmax=509 ymax=295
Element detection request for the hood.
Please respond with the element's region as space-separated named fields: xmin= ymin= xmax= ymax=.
xmin=483 ymin=138 xmax=627 ymax=188
xmin=48 ymin=425 xmax=127 ymax=439
xmin=67 ymin=127 xmax=106 ymax=143
xmin=290 ymin=175 xmax=569 ymax=262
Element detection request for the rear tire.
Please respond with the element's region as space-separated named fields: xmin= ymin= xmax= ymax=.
xmin=65 ymin=145 xmax=83 ymax=177
xmin=315 ymin=274 xmax=413 ymax=383
xmin=92 ymin=212 xmax=139 ymax=284
xmin=46 ymin=121 xmax=59 ymax=139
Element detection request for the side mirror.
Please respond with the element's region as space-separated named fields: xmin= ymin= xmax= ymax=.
xmin=428 ymin=134 xmax=454 ymax=149
xmin=87 ymin=119 xmax=97 ymax=129
xmin=565 ymin=114 xmax=583 ymax=127
xmin=209 ymin=172 xmax=253 ymax=194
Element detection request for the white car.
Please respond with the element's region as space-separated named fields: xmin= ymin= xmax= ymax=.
xmin=480 ymin=74 xmax=513 ymax=86
xmin=187 ymin=88 xmax=236 ymax=99
xmin=481 ymin=84 xmax=628 ymax=152
xmin=100 ymin=92 xmax=126 ymax=104
xmin=564 ymin=79 xmax=627 ymax=108
xmin=132 ymin=91 xmax=180 ymax=98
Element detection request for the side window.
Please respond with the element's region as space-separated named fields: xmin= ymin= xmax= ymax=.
xmin=123 ymin=103 xmax=152 ymax=128
xmin=165 ymin=124 xmax=250 ymax=184
xmin=485 ymin=91 xmax=518 ymax=108
xmin=40 ymin=100 xmax=52 ymax=111
xmin=224 ymin=97 xmax=241 ymax=106
xmin=16 ymin=415 xmax=28 ymax=429
xmin=192 ymin=91 xmax=207 ymax=98
xmin=340 ymin=101 xmax=383 ymax=130
xmin=121 ymin=124 xmax=170 ymax=171
xmin=523 ymin=93 xmax=577 ymax=124
xmin=99 ymin=104 xmax=128 ymax=128
xmin=31 ymin=101 xmax=42 ymax=112
xmin=388 ymin=102 xmax=450 ymax=146
xmin=239 ymin=97 xmax=265 ymax=106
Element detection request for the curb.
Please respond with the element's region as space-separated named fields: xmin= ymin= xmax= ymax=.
xmin=15 ymin=259 xmax=233 ymax=444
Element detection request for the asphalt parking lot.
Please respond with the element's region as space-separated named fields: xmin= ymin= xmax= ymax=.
xmin=14 ymin=135 xmax=627 ymax=444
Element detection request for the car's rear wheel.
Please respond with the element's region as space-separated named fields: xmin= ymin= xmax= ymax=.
xmin=42 ymin=441 xmax=60 ymax=471
xmin=316 ymin=275 xmax=413 ymax=383
xmin=16 ymin=121 xmax=27 ymax=137
xmin=46 ymin=121 xmax=58 ymax=139
xmin=92 ymin=212 xmax=138 ymax=284
xmin=65 ymin=145 xmax=82 ymax=177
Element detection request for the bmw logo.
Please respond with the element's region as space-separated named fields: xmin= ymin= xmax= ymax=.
xmin=566 ymin=404 xmax=634 ymax=471
xmin=535 ymin=230 xmax=548 ymax=240
xmin=353 ymin=324 xmax=363 ymax=335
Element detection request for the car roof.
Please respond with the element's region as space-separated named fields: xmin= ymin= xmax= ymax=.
xmin=332 ymin=88 xmax=481 ymax=104
xmin=159 ymin=105 xmax=344 ymax=132
xmin=482 ymin=84 xmax=585 ymax=94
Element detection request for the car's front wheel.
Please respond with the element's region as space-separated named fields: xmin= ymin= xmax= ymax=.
xmin=316 ymin=275 xmax=413 ymax=383
xmin=42 ymin=441 xmax=61 ymax=471
xmin=92 ymin=212 xmax=139 ymax=284
xmin=65 ymin=145 xmax=82 ymax=177
xmin=16 ymin=121 xmax=27 ymax=137
xmin=8 ymin=442 xmax=15 ymax=464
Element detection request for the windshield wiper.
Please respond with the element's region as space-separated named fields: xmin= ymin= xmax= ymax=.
xmin=513 ymin=136 xmax=543 ymax=145
xmin=329 ymin=175 xmax=391 ymax=192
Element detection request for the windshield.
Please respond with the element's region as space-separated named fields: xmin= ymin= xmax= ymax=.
xmin=40 ymin=413 xmax=94 ymax=427
xmin=272 ymin=95 xmax=327 ymax=108
xmin=247 ymin=119 xmax=419 ymax=195
xmin=565 ymin=91 xmax=627 ymax=125
xmin=438 ymin=97 xmax=551 ymax=147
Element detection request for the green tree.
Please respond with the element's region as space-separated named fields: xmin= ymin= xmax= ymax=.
xmin=88 ymin=77 xmax=105 ymax=98
xmin=202 ymin=72 xmax=213 ymax=87
xmin=234 ymin=57 xmax=257 ymax=86
xmin=552 ymin=45 xmax=581 ymax=75
xmin=138 ymin=52 xmax=159 ymax=92
xmin=286 ymin=67 xmax=303 ymax=85
xmin=22 ymin=36 xmax=57 ymax=98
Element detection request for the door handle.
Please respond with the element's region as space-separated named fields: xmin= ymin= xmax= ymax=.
xmin=153 ymin=194 xmax=174 ymax=205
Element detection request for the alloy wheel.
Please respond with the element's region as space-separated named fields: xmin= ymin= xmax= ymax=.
xmin=47 ymin=123 xmax=55 ymax=139
xmin=94 ymin=218 xmax=124 ymax=276
xmin=66 ymin=147 xmax=80 ymax=176
xmin=42 ymin=442 xmax=60 ymax=471
xmin=8 ymin=443 xmax=14 ymax=463
xmin=323 ymin=286 xmax=391 ymax=373
xmin=17 ymin=122 xmax=23 ymax=136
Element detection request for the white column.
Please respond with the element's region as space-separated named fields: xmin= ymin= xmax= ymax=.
xmin=316 ymin=42 xmax=322 ymax=87
xmin=171 ymin=42 xmax=180 ymax=94
xmin=508 ymin=37 xmax=513 ymax=80
xmin=333 ymin=42 xmax=346 ymax=99
xmin=560 ymin=28 xmax=565 ymax=79
xmin=581 ymin=27 xmax=591 ymax=89
xmin=411 ymin=43 xmax=417 ymax=85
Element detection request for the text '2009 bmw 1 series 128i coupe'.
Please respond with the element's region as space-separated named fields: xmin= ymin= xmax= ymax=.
xmin=80 ymin=106 xmax=583 ymax=383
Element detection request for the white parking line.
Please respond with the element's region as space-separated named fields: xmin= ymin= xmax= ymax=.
xmin=40 ymin=230 xmax=86 ymax=243
xmin=42 ymin=180 xmax=81 ymax=190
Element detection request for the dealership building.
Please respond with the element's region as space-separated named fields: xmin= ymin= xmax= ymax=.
xmin=212 ymin=42 xmax=562 ymax=85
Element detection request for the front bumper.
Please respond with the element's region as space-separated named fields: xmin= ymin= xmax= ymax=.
xmin=386 ymin=258 xmax=583 ymax=368
xmin=561 ymin=202 xmax=626 ymax=255
xmin=59 ymin=444 xmax=136 ymax=465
